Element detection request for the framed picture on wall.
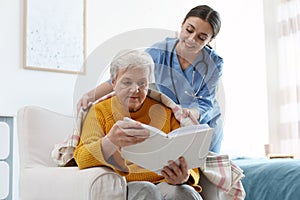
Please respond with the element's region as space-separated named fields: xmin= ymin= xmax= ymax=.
xmin=24 ymin=0 xmax=86 ymax=74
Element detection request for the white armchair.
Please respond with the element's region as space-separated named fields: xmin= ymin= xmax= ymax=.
xmin=17 ymin=106 xmax=127 ymax=200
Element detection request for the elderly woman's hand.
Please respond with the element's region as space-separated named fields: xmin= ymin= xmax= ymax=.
xmin=161 ymin=157 xmax=190 ymax=185
xmin=107 ymin=119 xmax=150 ymax=148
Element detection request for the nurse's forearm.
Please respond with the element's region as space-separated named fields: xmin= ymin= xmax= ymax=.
xmin=189 ymin=108 xmax=200 ymax=120
xmin=86 ymin=81 xmax=113 ymax=101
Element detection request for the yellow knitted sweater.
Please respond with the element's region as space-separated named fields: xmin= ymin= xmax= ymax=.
xmin=74 ymin=96 xmax=201 ymax=191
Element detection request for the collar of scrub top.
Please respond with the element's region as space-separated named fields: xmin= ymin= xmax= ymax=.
xmin=169 ymin=39 xmax=208 ymax=103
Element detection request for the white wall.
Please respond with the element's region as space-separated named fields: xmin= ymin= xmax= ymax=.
xmin=82 ymin=0 xmax=270 ymax=159
xmin=75 ymin=0 xmax=215 ymax=112
xmin=0 ymin=0 xmax=213 ymax=117
xmin=263 ymin=0 xmax=281 ymax=154
xmin=0 ymin=0 xmax=76 ymax=117
xmin=86 ymin=0 xmax=214 ymax=55
xmin=1 ymin=0 xmax=271 ymax=199
xmin=0 ymin=1 xmax=215 ymax=199
xmin=215 ymin=1 xmax=269 ymax=157
xmin=82 ymin=0 xmax=269 ymax=159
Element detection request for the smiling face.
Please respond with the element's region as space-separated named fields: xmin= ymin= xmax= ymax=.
xmin=178 ymin=16 xmax=213 ymax=55
xmin=112 ymin=66 xmax=149 ymax=112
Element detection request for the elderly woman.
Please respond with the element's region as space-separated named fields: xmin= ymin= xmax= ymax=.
xmin=74 ymin=50 xmax=203 ymax=200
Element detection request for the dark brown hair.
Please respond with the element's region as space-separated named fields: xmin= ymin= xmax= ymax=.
xmin=183 ymin=5 xmax=221 ymax=39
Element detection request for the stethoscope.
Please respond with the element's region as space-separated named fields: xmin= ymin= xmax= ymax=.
xmin=169 ymin=40 xmax=208 ymax=103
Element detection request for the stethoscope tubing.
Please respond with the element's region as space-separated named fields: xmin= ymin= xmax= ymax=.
xmin=169 ymin=39 xmax=208 ymax=103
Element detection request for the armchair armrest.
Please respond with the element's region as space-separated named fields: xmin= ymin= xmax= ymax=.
xmin=19 ymin=166 xmax=127 ymax=200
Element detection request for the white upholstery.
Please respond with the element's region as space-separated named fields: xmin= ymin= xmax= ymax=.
xmin=17 ymin=106 xmax=127 ymax=200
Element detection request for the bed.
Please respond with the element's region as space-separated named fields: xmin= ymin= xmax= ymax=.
xmin=233 ymin=157 xmax=300 ymax=200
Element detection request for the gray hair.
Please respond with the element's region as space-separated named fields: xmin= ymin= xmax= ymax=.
xmin=110 ymin=49 xmax=154 ymax=82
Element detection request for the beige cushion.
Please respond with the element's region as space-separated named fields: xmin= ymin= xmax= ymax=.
xmin=17 ymin=106 xmax=127 ymax=200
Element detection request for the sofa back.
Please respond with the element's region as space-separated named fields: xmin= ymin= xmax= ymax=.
xmin=17 ymin=106 xmax=75 ymax=168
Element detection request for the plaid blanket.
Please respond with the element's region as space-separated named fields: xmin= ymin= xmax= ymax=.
xmin=202 ymin=152 xmax=246 ymax=199
xmin=51 ymin=89 xmax=245 ymax=199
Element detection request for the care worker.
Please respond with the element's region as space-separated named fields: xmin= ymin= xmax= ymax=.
xmin=77 ymin=5 xmax=224 ymax=153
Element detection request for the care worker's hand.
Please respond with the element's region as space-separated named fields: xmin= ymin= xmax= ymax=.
xmin=77 ymin=93 xmax=93 ymax=113
xmin=107 ymin=119 xmax=150 ymax=148
xmin=161 ymin=157 xmax=190 ymax=185
xmin=181 ymin=108 xmax=200 ymax=125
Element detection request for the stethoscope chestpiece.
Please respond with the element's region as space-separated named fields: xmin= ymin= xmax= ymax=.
xmin=184 ymin=90 xmax=203 ymax=99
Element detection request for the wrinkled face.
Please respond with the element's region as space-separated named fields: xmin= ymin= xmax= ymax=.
xmin=178 ymin=16 xmax=213 ymax=54
xmin=112 ymin=66 xmax=149 ymax=112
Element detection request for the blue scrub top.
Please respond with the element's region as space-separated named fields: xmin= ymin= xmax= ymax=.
xmin=146 ymin=37 xmax=224 ymax=152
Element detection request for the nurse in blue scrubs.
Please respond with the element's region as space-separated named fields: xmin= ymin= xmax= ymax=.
xmin=78 ymin=5 xmax=223 ymax=153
